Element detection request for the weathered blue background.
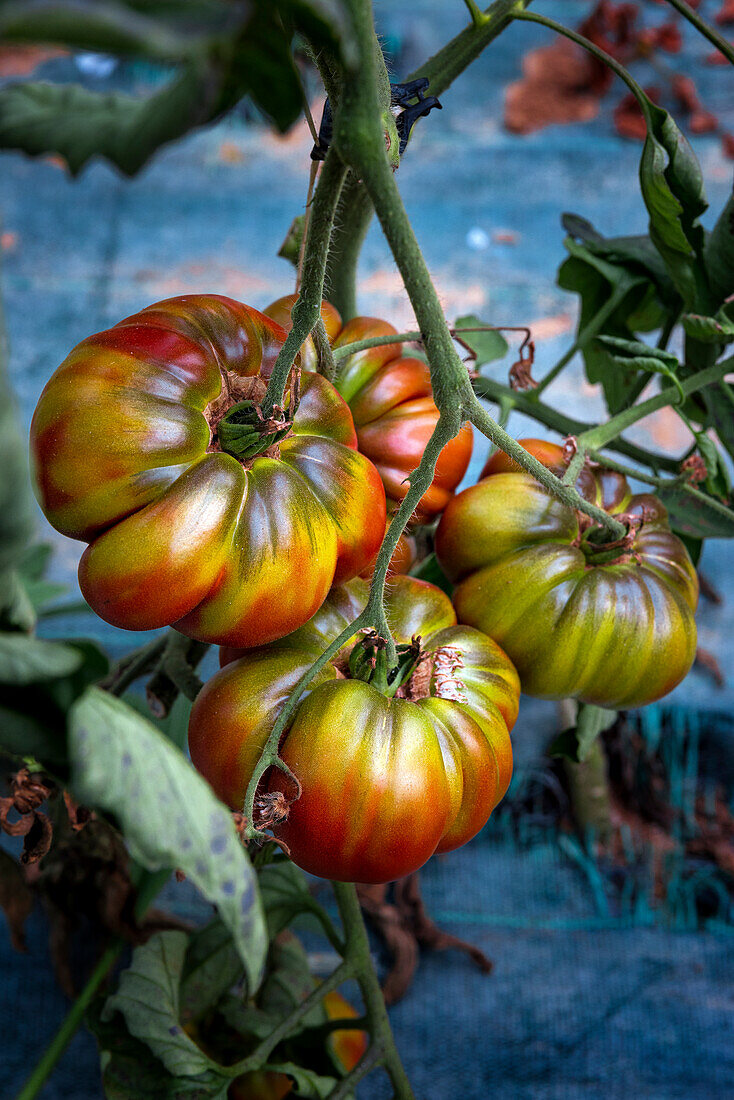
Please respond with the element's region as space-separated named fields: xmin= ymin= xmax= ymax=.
xmin=2 ymin=2 xmax=734 ymax=1097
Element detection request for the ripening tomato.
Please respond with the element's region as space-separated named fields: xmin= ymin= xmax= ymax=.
xmin=30 ymin=295 xmax=386 ymax=647
xmin=228 ymin=992 xmax=367 ymax=1100
xmin=265 ymin=295 xmax=473 ymax=521
xmin=190 ymin=575 xmax=519 ymax=884
xmin=436 ymin=439 xmax=698 ymax=708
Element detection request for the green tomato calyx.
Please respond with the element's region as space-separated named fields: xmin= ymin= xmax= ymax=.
xmin=216 ymin=399 xmax=292 ymax=461
xmin=348 ymin=633 xmax=423 ymax=698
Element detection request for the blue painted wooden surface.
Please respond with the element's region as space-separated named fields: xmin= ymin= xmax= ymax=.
xmin=1 ymin=3 xmax=734 ymax=1097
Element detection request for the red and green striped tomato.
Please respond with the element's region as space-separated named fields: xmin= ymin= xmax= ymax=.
xmin=30 ymin=295 xmax=386 ymax=647
xmin=189 ymin=576 xmax=519 ymax=884
xmin=265 ymin=295 xmax=473 ymax=522
xmin=436 ymin=439 xmax=699 ymax=708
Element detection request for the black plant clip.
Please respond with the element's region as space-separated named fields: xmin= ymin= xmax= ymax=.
xmin=311 ymin=78 xmax=441 ymax=161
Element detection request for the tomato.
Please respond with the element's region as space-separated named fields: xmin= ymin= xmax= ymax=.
xmin=265 ymin=295 xmax=473 ymax=521
xmin=190 ymin=575 xmax=519 ymax=884
xmin=435 ymin=439 xmax=698 ymax=708
xmin=228 ymin=991 xmax=367 ymax=1099
xmin=30 ymin=295 xmax=386 ymax=647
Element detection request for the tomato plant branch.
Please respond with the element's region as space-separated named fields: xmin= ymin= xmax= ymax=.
xmin=262 ymin=150 xmax=348 ymax=416
xmin=100 ymin=634 xmax=167 ymax=696
xmin=473 ymin=374 xmax=681 ymax=472
xmin=226 ymin=960 xmax=354 ymax=1078
xmin=578 ymin=357 xmax=733 ymax=451
xmin=662 ymin=0 xmax=734 ymax=66
xmin=319 ymin=0 xmax=532 ymax=320
xmin=408 ymin=0 xmax=533 ymax=98
xmin=332 ymin=880 xmax=416 ymax=1099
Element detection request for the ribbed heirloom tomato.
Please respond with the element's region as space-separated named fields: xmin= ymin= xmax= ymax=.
xmin=189 ymin=575 xmax=519 ymax=883
xmin=265 ymin=295 xmax=473 ymax=521
xmin=435 ymin=438 xmax=698 ymax=708
xmin=30 ymin=295 xmax=386 ymax=647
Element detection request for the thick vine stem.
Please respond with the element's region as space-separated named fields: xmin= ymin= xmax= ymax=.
xmin=262 ymin=150 xmax=348 ymax=416
xmin=320 ymin=0 xmax=533 ymax=321
xmin=333 ymin=881 xmax=416 ymax=1099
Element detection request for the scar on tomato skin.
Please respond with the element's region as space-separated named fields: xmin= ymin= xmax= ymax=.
xmin=404 ymin=646 xmax=468 ymax=703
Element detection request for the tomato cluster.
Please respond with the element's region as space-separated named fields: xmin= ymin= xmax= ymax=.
xmin=265 ymin=294 xmax=473 ymax=521
xmin=190 ymin=575 xmax=518 ymax=883
xmin=31 ymin=296 xmax=699 ymax=886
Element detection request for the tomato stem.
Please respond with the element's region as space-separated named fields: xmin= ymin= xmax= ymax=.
xmin=261 ymin=150 xmax=348 ymax=418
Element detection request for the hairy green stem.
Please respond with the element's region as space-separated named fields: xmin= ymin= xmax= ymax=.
xmin=319 ymin=0 xmax=532 ymax=320
xmin=262 ymin=151 xmax=348 ymax=415
xmin=324 ymin=173 xmax=374 ymax=320
xmin=663 ymin=0 xmax=734 ymax=66
xmin=313 ymin=317 xmax=337 ymax=381
xmin=579 ymin=357 xmax=733 ymax=450
xmin=333 ymin=881 xmax=415 ymax=1099
xmin=473 ymin=374 xmax=681 ymax=472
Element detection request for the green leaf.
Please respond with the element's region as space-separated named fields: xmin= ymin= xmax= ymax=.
xmin=561 ymin=213 xmax=677 ymax=304
xmin=216 ymin=996 xmax=283 ymax=1042
xmin=180 ymin=918 xmax=244 ymax=1023
xmin=69 ymin=688 xmax=267 ymax=991
xmin=0 ymin=633 xmax=83 ymax=684
xmin=0 ymin=637 xmax=109 ymax=770
xmin=638 ymin=101 xmax=709 ymax=310
xmin=259 ymin=934 xmax=323 ymax=1024
xmin=410 ymin=552 xmax=452 ymax=596
xmin=0 ymin=1 xmax=211 ymax=63
xmin=259 ymin=860 xmax=319 ymax=938
xmin=681 ymin=311 xmax=734 ymax=345
xmin=657 ymin=483 xmax=734 ymax=539
xmin=704 ymin=186 xmax=734 ymax=307
xmin=103 ymin=932 xmax=227 ymax=1079
xmin=595 ymin=335 xmax=683 ymax=400
xmin=264 ymin=1063 xmax=340 ymax=1098
xmin=549 ymin=705 xmax=616 ymax=763
xmin=558 ymin=238 xmax=656 ymax=413
xmin=0 ymin=1 xmax=356 ymax=174
xmin=0 ymin=570 xmax=36 ymax=632
xmin=453 ymin=314 xmax=508 ymax=365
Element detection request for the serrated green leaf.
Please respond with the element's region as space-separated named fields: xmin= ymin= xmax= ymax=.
xmin=638 ymin=101 xmax=709 ymax=310
xmin=264 ymin=1062 xmax=340 ymax=1098
xmin=69 ymin=688 xmax=267 ymax=991
xmin=0 ymin=633 xmax=83 ymax=683
xmin=657 ymin=483 xmax=734 ymax=538
xmin=0 ymin=569 xmax=36 ymax=632
xmin=217 ymin=996 xmax=283 ymax=1042
xmin=595 ymin=335 xmax=683 ymax=401
xmin=259 ymin=935 xmax=323 ymax=1023
xmin=103 ymin=932 xmax=227 ymax=1079
xmin=180 ymin=918 xmax=244 ymax=1023
xmin=454 ymin=314 xmax=508 ymax=365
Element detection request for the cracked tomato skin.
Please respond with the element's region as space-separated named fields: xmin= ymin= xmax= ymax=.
xmin=189 ymin=576 xmax=519 ymax=884
xmin=435 ymin=439 xmax=699 ymax=708
xmin=30 ymin=295 xmax=386 ymax=647
xmin=265 ymin=295 xmax=473 ymax=521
